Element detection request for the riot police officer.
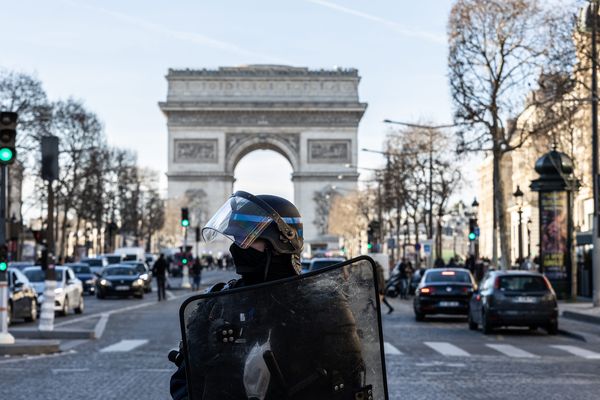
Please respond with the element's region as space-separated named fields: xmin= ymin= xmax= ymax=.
xmin=169 ymin=191 xmax=373 ymax=400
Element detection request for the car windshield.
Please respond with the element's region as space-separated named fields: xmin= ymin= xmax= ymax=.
xmin=106 ymin=256 xmax=122 ymax=264
xmin=425 ymin=270 xmax=471 ymax=283
xmin=82 ymin=259 xmax=103 ymax=267
xmin=24 ymin=269 xmax=63 ymax=282
xmin=311 ymin=260 xmax=343 ymax=270
xmin=498 ymin=275 xmax=548 ymax=292
xmin=104 ymin=267 xmax=136 ymax=276
xmin=71 ymin=265 xmax=91 ymax=274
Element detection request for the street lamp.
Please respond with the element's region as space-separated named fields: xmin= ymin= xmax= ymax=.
xmin=527 ymin=218 xmax=532 ymax=259
xmin=513 ymin=185 xmax=524 ymax=266
xmin=469 ymin=197 xmax=479 ymax=261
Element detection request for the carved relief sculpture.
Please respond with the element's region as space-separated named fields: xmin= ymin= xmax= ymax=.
xmin=308 ymin=140 xmax=351 ymax=163
xmin=174 ymin=139 xmax=218 ymax=163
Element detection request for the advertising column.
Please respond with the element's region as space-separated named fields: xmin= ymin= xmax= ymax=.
xmin=539 ymin=191 xmax=570 ymax=298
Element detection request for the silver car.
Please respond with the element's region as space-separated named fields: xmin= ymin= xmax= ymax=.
xmin=23 ymin=266 xmax=85 ymax=316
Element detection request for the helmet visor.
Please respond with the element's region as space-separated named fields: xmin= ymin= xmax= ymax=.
xmin=202 ymin=195 xmax=273 ymax=249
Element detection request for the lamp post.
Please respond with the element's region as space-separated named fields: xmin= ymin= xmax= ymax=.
xmin=580 ymin=0 xmax=600 ymax=305
xmin=471 ymin=198 xmax=479 ymax=260
xmin=513 ymin=185 xmax=524 ymax=267
xmin=527 ymin=218 xmax=532 ymax=259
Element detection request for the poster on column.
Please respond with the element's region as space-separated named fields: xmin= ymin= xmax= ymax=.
xmin=540 ymin=191 xmax=568 ymax=284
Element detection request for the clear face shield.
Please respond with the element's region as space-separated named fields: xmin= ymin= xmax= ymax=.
xmin=202 ymin=195 xmax=275 ymax=249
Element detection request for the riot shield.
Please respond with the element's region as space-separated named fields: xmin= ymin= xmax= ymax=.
xmin=179 ymin=256 xmax=389 ymax=400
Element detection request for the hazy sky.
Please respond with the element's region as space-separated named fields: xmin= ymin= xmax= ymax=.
xmin=2 ymin=0 xmax=477 ymax=202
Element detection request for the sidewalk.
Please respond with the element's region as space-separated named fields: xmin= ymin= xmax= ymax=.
xmin=559 ymin=301 xmax=600 ymax=325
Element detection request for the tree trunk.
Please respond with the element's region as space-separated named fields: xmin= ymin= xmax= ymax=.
xmin=493 ymin=148 xmax=510 ymax=270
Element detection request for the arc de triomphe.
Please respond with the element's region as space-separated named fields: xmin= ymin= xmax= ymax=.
xmin=159 ymin=65 xmax=367 ymax=253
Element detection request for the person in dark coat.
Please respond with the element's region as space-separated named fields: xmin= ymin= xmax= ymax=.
xmin=191 ymin=257 xmax=202 ymax=291
xmin=153 ymin=253 xmax=168 ymax=301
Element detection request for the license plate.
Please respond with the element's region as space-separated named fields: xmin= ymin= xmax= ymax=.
xmin=439 ymin=301 xmax=459 ymax=307
xmin=116 ymin=285 xmax=130 ymax=291
xmin=514 ymin=296 xmax=537 ymax=303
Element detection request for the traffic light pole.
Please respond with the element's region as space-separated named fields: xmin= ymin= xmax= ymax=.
xmin=181 ymin=227 xmax=191 ymax=289
xmin=0 ymin=164 xmax=14 ymax=344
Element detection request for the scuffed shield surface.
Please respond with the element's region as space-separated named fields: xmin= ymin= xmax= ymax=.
xmin=179 ymin=256 xmax=389 ymax=400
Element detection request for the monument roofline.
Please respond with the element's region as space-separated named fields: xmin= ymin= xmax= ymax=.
xmin=166 ymin=65 xmax=360 ymax=79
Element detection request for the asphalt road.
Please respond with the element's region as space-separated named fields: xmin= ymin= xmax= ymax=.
xmin=3 ymin=271 xmax=600 ymax=400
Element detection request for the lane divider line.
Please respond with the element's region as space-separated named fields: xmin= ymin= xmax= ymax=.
xmin=551 ymin=345 xmax=600 ymax=359
xmin=424 ymin=341 xmax=470 ymax=357
xmin=384 ymin=342 xmax=403 ymax=355
xmin=100 ymin=339 xmax=148 ymax=353
xmin=486 ymin=344 xmax=538 ymax=358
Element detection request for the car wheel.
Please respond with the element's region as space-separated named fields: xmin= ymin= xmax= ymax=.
xmin=414 ymin=311 xmax=425 ymax=322
xmin=24 ymin=298 xmax=37 ymax=322
xmin=468 ymin=311 xmax=478 ymax=330
xmin=74 ymin=296 xmax=84 ymax=314
xmin=481 ymin=311 xmax=493 ymax=335
xmin=60 ymin=296 xmax=69 ymax=316
xmin=546 ymin=320 xmax=558 ymax=335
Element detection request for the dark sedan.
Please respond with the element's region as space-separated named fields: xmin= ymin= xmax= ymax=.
xmin=121 ymin=261 xmax=152 ymax=293
xmin=468 ymin=271 xmax=558 ymax=335
xmin=96 ymin=265 xmax=145 ymax=299
xmin=413 ymin=268 xmax=476 ymax=321
xmin=7 ymin=268 xmax=38 ymax=325
xmin=66 ymin=263 xmax=97 ymax=294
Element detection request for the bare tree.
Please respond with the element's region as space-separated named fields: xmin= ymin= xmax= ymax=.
xmin=448 ymin=0 xmax=577 ymax=268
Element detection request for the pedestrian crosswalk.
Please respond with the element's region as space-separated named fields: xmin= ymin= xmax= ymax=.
xmin=384 ymin=341 xmax=600 ymax=360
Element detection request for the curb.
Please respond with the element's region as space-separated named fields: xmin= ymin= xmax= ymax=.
xmin=557 ymin=328 xmax=587 ymax=342
xmin=9 ymin=329 xmax=96 ymax=340
xmin=562 ymin=310 xmax=600 ymax=326
xmin=0 ymin=339 xmax=60 ymax=356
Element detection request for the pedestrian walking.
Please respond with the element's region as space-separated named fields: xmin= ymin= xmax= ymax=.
xmin=153 ymin=253 xmax=168 ymax=301
xmin=191 ymin=257 xmax=202 ymax=291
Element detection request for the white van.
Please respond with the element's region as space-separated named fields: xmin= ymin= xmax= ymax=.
xmin=114 ymin=247 xmax=145 ymax=262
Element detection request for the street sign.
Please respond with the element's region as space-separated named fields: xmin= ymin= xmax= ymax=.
xmin=415 ymin=242 xmax=421 ymax=251
xmin=423 ymin=244 xmax=431 ymax=254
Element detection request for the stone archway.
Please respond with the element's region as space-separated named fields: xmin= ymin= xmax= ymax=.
xmin=160 ymin=65 xmax=367 ymax=253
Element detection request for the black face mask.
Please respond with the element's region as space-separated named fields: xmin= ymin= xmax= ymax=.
xmin=229 ymin=244 xmax=295 ymax=284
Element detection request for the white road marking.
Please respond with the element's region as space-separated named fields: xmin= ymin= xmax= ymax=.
xmin=384 ymin=342 xmax=403 ymax=355
xmin=52 ymin=368 xmax=89 ymax=373
xmin=55 ymin=290 xmax=190 ymax=327
xmin=424 ymin=341 xmax=470 ymax=357
xmin=0 ymin=350 xmax=77 ymax=365
xmin=94 ymin=313 xmax=109 ymax=339
xmin=551 ymin=345 xmax=600 ymax=359
xmin=100 ymin=339 xmax=148 ymax=353
xmin=486 ymin=344 xmax=538 ymax=358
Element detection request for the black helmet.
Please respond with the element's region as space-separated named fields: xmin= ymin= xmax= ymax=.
xmin=202 ymin=191 xmax=304 ymax=256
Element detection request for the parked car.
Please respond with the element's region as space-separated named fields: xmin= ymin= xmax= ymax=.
xmin=468 ymin=271 xmax=558 ymax=335
xmin=121 ymin=261 xmax=153 ymax=293
xmin=145 ymin=253 xmax=157 ymax=266
xmin=22 ymin=266 xmax=84 ymax=316
xmin=99 ymin=254 xmax=125 ymax=265
xmin=7 ymin=267 xmax=38 ymax=325
xmin=66 ymin=263 xmax=97 ymax=294
xmin=96 ymin=265 xmax=145 ymax=299
xmin=308 ymin=257 xmax=345 ymax=272
xmin=409 ymin=268 xmax=426 ymax=295
xmin=8 ymin=261 xmax=35 ymax=272
xmin=81 ymin=257 xmax=108 ymax=274
xmin=300 ymin=259 xmax=311 ymax=274
xmin=413 ymin=268 xmax=476 ymax=321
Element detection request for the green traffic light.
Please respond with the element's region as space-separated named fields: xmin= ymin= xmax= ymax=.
xmin=181 ymin=219 xmax=190 ymax=227
xmin=0 ymin=148 xmax=13 ymax=163
xmin=367 ymin=243 xmax=373 ymax=249
xmin=468 ymin=232 xmax=476 ymax=241
xmin=182 ymin=258 xmax=188 ymax=265
xmin=0 ymin=262 xmax=7 ymax=272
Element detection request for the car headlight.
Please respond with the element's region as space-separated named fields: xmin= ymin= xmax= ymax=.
xmin=132 ymin=279 xmax=144 ymax=287
xmin=54 ymin=287 xmax=63 ymax=294
xmin=85 ymin=279 xmax=95 ymax=285
xmin=100 ymin=279 xmax=112 ymax=287
xmin=139 ymin=273 xmax=148 ymax=280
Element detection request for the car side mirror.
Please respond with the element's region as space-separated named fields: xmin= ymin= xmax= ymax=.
xmin=14 ymin=280 xmax=24 ymax=287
